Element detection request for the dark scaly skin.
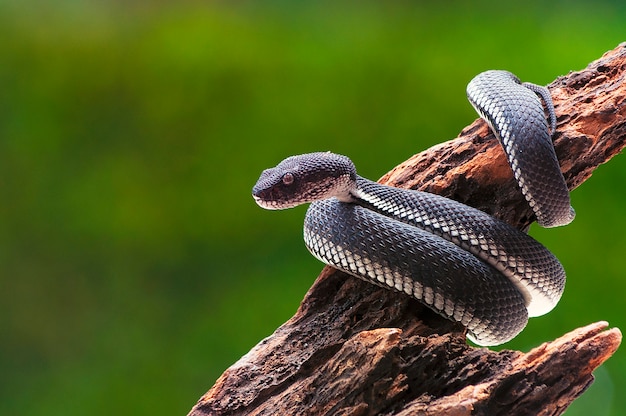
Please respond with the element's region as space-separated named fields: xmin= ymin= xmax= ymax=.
xmin=304 ymin=197 xmax=528 ymax=345
xmin=467 ymin=70 xmax=574 ymax=227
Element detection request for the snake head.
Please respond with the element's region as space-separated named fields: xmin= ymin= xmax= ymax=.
xmin=252 ymin=152 xmax=357 ymax=210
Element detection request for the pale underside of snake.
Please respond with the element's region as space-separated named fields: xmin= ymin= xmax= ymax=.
xmin=252 ymin=70 xmax=574 ymax=346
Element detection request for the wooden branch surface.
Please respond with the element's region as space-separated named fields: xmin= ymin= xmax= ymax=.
xmin=189 ymin=44 xmax=626 ymax=416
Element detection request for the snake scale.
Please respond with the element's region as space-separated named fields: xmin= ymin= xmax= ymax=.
xmin=252 ymin=70 xmax=574 ymax=346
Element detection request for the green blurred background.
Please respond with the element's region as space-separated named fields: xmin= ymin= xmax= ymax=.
xmin=1 ymin=1 xmax=624 ymax=414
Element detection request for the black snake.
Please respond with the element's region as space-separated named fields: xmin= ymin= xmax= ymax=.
xmin=252 ymin=70 xmax=573 ymax=346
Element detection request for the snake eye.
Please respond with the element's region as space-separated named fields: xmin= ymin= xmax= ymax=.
xmin=282 ymin=172 xmax=295 ymax=186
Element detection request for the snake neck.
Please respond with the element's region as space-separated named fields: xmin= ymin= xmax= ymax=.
xmin=349 ymin=176 xmax=413 ymax=216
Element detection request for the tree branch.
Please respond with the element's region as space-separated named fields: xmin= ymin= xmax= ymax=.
xmin=189 ymin=43 xmax=626 ymax=416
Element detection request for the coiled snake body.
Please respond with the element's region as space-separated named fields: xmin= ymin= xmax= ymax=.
xmin=252 ymin=70 xmax=574 ymax=346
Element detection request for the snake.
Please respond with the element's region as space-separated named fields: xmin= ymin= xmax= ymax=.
xmin=252 ymin=70 xmax=574 ymax=346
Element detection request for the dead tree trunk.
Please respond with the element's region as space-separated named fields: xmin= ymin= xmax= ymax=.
xmin=189 ymin=43 xmax=626 ymax=416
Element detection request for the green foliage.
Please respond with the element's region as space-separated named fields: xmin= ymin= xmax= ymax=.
xmin=0 ymin=1 xmax=624 ymax=414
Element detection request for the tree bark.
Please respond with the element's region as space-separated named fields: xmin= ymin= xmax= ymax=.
xmin=189 ymin=43 xmax=626 ymax=416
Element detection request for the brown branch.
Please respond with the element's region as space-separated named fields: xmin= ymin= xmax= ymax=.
xmin=189 ymin=44 xmax=626 ymax=416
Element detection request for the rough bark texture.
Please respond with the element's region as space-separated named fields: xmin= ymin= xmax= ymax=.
xmin=190 ymin=44 xmax=626 ymax=415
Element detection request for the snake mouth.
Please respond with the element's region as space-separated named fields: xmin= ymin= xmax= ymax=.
xmin=252 ymin=193 xmax=295 ymax=210
xmin=253 ymin=194 xmax=276 ymax=209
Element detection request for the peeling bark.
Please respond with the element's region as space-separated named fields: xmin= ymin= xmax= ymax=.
xmin=189 ymin=44 xmax=626 ymax=416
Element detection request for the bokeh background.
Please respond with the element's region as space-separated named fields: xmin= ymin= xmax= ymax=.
xmin=1 ymin=1 xmax=625 ymax=414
